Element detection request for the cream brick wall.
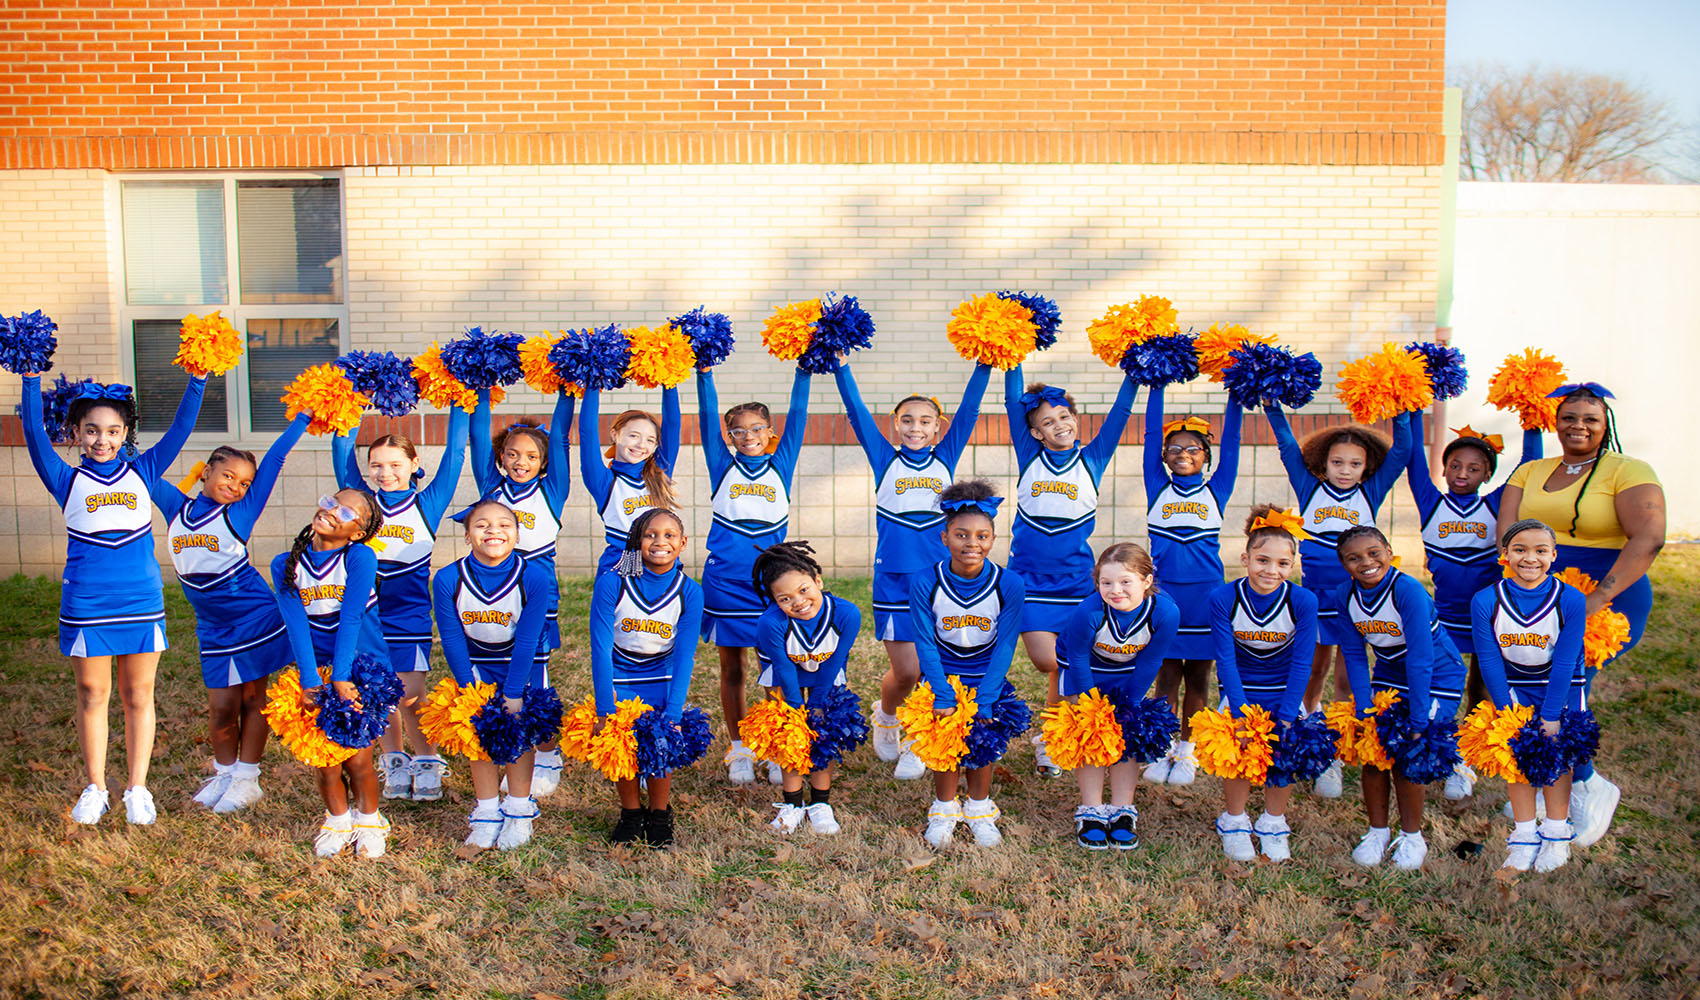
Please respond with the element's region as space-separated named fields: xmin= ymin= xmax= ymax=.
xmin=3 ymin=163 xmax=1440 ymax=579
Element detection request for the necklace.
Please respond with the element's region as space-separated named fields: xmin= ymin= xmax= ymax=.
xmin=1563 ymin=455 xmax=1599 ymax=475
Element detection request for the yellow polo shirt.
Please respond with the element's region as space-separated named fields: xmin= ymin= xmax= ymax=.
xmin=1506 ymin=453 xmax=1661 ymax=549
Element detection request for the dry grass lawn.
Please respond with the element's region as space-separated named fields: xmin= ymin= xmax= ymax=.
xmin=2 ymin=551 xmax=1698 ymax=999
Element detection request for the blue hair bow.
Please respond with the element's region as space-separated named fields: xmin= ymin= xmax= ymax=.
xmin=939 ymin=496 xmax=1004 ymax=517
xmin=1018 ymin=385 xmax=1070 ymax=413
xmin=77 ymin=383 xmax=133 ymax=402
xmin=1547 ymin=381 xmax=1613 ymax=400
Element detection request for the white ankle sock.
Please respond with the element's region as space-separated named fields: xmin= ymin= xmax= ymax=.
xmin=232 ymin=761 xmax=260 ymax=779
xmin=475 ymin=796 xmax=499 ymax=813
xmin=213 ymin=760 xmax=235 ymax=776
xmin=1513 ymin=819 xmax=1537 ymax=838
xmin=1540 ymin=817 xmax=1571 ymax=838
xmin=353 ymin=810 xmax=380 ymax=825
xmin=324 ymin=810 xmax=352 ymax=829
xmin=500 ymin=793 xmax=531 ymax=812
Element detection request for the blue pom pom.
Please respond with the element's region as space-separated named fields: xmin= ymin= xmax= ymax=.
xmin=0 ymin=310 xmax=58 ymax=375
xmin=631 ymin=708 xmax=675 ymax=779
xmin=316 ymin=653 xmax=403 ymax=749
xmin=1266 ymin=712 xmax=1338 ymax=787
xmin=1119 ymin=333 xmax=1199 ymax=388
xmin=997 ymin=291 xmax=1060 ymax=351
xmin=440 ymin=327 xmax=524 ymax=390
xmin=521 ymin=686 xmax=564 ymax=747
xmin=670 ymin=706 xmax=715 ymax=771
xmin=1102 ymin=688 xmax=1180 ymax=763
xmin=669 ymin=306 xmax=736 ymax=369
xmin=960 ymin=681 xmax=1032 ymax=770
xmin=25 ymin=375 xmax=98 ymax=444
xmin=549 ymin=324 xmax=629 ymax=391
xmin=1556 ymin=708 xmax=1600 ymax=773
xmin=807 ymin=685 xmax=871 ymax=772
xmin=799 ymin=293 xmax=876 ymax=374
xmin=1221 ymin=342 xmax=1323 ymax=410
xmin=472 ymin=695 xmax=533 ymax=766
xmin=1376 ymin=701 xmax=1460 ymax=785
xmin=1405 ymin=341 xmax=1469 ymax=402
xmin=335 ymin=350 xmax=419 ymax=418
xmin=1508 ymin=718 xmax=1568 ymax=788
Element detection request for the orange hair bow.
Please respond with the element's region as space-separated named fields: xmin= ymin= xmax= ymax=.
xmin=1162 ymin=416 xmax=1212 ymax=439
xmin=1248 ymin=508 xmax=1307 ymax=540
xmin=1450 ymin=425 xmax=1504 ymax=454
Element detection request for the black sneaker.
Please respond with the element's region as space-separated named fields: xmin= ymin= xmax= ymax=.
xmin=644 ymin=806 xmax=675 ymax=848
xmin=1108 ymin=807 xmax=1139 ymax=851
xmin=609 ymin=807 xmax=646 ymax=844
xmin=1075 ymin=807 xmax=1109 ymax=851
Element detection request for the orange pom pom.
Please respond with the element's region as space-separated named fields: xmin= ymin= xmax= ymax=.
xmin=895 ymin=677 xmax=977 ymax=772
xmin=946 ymin=293 xmax=1037 ymax=371
xmin=740 ymin=696 xmax=816 ymax=775
xmin=1195 ymin=323 xmax=1275 ymax=383
xmin=417 ymin=677 xmax=495 ymax=761
xmin=262 ymin=669 xmax=358 ymax=768
xmin=1086 ymin=295 xmax=1178 ymax=368
xmin=559 ymin=698 xmax=600 ymax=761
xmin=1584 ymin=609 xmax=1631 ymax=668
xmin=587 ymin=698 xmax=650 ymax=782
xmin=761 ymin=299 xmax=822 ymax=362
xmin=1486 ymin=348 xmax=1567 ymax=431
xmin=1458 ymin=701 xmax=1531 ymax=784
xmin=1555 ymin=566 xmax=1596 ymax=594
xmin=1039 ymin=689 xmax=1126 ymax=769
xmin=1325 ymin=690 xmax=1398 ymax=769
xmin=1189 ymin=705 xmax=1276 ymax=783
xmin=414 ymin=342 xmax=504 ymax=412
xmin=1335 ymin=343 xmax=1435 ymax=424
xmin=281 ymin=363 xmax=370 ymax=436
xmin=624 ymin=323 xmax=698 ymax=389
xmin=174 ymin=311 xmax=243 ymax=376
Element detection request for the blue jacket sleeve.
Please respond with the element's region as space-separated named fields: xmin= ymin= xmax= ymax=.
xmin=1124 ymin=594 xmax=1177 ymax=699
xmin=658 ymin=386 xmax=681 ymax=475
xmin=1210 ymin=585 xmax=1247 ymax=713
xmin=1363 ymin=407 xmax=1413 ymax=507
xmin=1143 ymin=384 xmax=1168 ymax=505
xmin=1402 ymin=411 xmax=1441 ymax=515
xmin=1082 ymin=375 xmax=1137 ymax=476
xmin=589 ymin=573 xmax=620 ymax=714
xmin=328 ymin=544 xmax=378 ymax=683
xmin=909 ymin=572 xmax=948 ymax=702
xmin=975 ymin=570 xmax=1026 ymax=702
xmin=230 ymin=412 xmax=310 ymax=537
xmin=150 ymin=482 xmax=188 ymax=522
xmin=1263 ymin=406 xmax=1315 ymax=497
xmin=332 ymin=415 xmax=367 ymax=491
xmin=271 ymin=551 xmax=321 ymax=686
xmin=542 ymin=389 xmax=575 ymax=510
xmin=577 ymin=388 xmax=614 ymax=507
xmin=936 ymin=363 xmax=991 ymax=468
xmin=19 ymin=374 xmax=74 ymax=502
xmin=1279 ymin=587 xmax=1319 ymax=723
xmin=418 ymin=403 xmax=471 ymax=523
xmin=755 ymin=611 xmax=803 ymax=704
xmin=470 ymin=389 xmax=498 ymax=494
xmin=661 ymin=577 xmax=702 ymax=721
xmin=502 ymin=565 xmax=552 ymax=699
xmin=1062 ymin=596 xmax=1099 ymax=698
xmin=772 ymin=369 xmax=812 ymax=482
xmin=834 ymin=364 xmax=896 ymax=470
xmin=1545 ymin=585 xmax=1587 ymax=721
xmin=433 ymin=568 xmax=476 ymax=687
xmin=695 ymin=368 xmax=732 ymax=483
xmin=1390 ymin=575 xmax=1436 ymax=721
xmin=134 ymin=374 xmax=209 ymax=482
xmin=1005 ymin=365 xmax=1039 ymax=467
xmin=1470 ymin=586 xmax=1511 ymax=710
xmin=1334 ymin=587 xmax=1376 ymax=715
xmin=1208 ymin=402 xmax=1244 ymax=507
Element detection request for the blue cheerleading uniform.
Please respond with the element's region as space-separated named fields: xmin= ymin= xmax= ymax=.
xmin=1209 ymin=579 xmax=1318 ymax=724
xmin=1060 ymin=591 xmax=1177 ymax=700
xmin=432 ymin=553 xmax=552 ymax=699
xmin=270 ymin=542 xmax=389 ymax=682
xmin=698 ymin=368 xmax=811 ymax=648
xmin=1265 ymin=405 xmax=1411 ymax=645
xmin=1401 ymin=410 xmax=1541 ymax=655
xmin=1470 ymin=577 xmax=1587 ymax=721
xmin=1005 ymin=366 xmax=1137 ymax=634
xmin=335 ymin=404 xmax=471 ymax=670
xmin=21 ymin=373 xmax=206 ymax=657
xmin=589 ymin=564 xmax=702 ymax=721
xmin=754 ymin=593 xmax=862 ymax=706
xmin=580 ymin=386 xmax=681 ymax=575
xmin=154 ymin=412 xmax=308 ymax=687
xmin=1333 ymin=568 xmax=1465 ymax=722
xmin=836 ymin=362 xmax=990 ymax=642
xmin=909 ymin=560 xmax=1024 ymax=711
xmin=1144 ymin=386 xmax=1243 ymax=659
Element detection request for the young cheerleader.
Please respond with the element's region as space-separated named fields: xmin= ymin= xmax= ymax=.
xmin=751 ymin=540 xmax=862 ymax=834
xmin=335 ymin=402 xmax=472 ymax=801
xmin=1399 ymin=409 xmax=1540 ymax=799
xmin=432 ymin=499 xmax=553 ymax=850
xmin=1264 ymin=403 xmax=1411 ymax=797
xmin=1060 ymin=543 xmax=1178 ymax=851
xmin=1206 ymin=507 xmax=1319 ymax=861
xmin=159 ymin=410 xmax=311 ymax=813
xmin=836 ymin=359 xmax=991 ymax=780
xmin=697 ymin=365 xmax=813 ymax=786
xmin=1004 ymin=366 xmax=1139 ymax=777
xmin=912 ymin=480 xmax=1026 ymax=848
xmin=579 ymin=384 xmax=681 ymax=575
xmin=1471 ymin=519 xmax=1587 ymax=872
xmin=1332 ymin=526 xmax=1466 ymax=871
xmin=270 ymin=488 xmax=393 ymax=858
xmin=588 ymin=508 xmax=703 ymax=847
xmin=1143 ymin=385 xmax=1244 ymax=787
xmin=21 ymin=371 xmax=207 ymax=824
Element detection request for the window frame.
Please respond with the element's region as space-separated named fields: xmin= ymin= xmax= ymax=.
xmin=112 ymin=170 xmax=349 ymax=447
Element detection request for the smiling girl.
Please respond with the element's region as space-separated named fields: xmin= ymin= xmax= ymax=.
xmin=580 ymin=385 xmax=681 ymax=575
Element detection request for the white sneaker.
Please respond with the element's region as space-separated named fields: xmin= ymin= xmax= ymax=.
xmin=123 ymin=786 xmax=157 ymax=825
xmin=530 ymin=750 xmax=563 ymax=798
xmin=1216 ymin=812 xmax=1256 ymax=862
xmin=725 ymin=743 xmax=756 ymax=785
xmin=963 ymin=799 xmax=1003 ymax=847
xmin=1351 ymin=827 xmax=1391 ymax=867
xmin=1144 ymin=742 xmax=1176 ymax=784
xmin=1390 ymin=831 xmax=1428 ymax=871
xmin=806 ymin=802 xmax=841 ymax=835
xmin=213 ymin=776 xmax=263 ymax=814
xmin=1314 ymin=760 xmax=1345 ymax=799
xmin=1443 ymin=762 xmax=1477 ymax=800
xmin=354 ymin=813 xmax=391 ymax=858
xmin=380 ymin=752 xmax=413 ymax=800
xmin=314 ymin=814 xmax=355 ymax=858
xmin=923 ymin=799 xmax=962 ymax=849
xmin=1502 ymin=830 xmax=1541 ymax=872
xmin=766 ymin=760 xmax=785 ymax=785
xmin=769 ymin=803 xmax=806 ymax=834
xmin=872 ymin=709 xmax=903 ymax=762
xmin=464 ymin=802 xmax=503 ymax=850
xmin=193 ymin=771 xmax=232 ymax=809
xmin=1166 ymin=750 xmax=1198 ymax=787
xmin=1033 ymin=735 xmax=1062 ymax=778
xmin=1571 ymin=773 xmax=1620 ymax=848
xmin=893 ymin=745 xmax=928 ymax=781
xmin=70 ymin=783 xmax=109 ymax=824
xmin=411 ymin=757 xmax=446 ymax=802
xmin=496 ymin=798 xmax=537 ymax=850
xmin=1535 ymin=821 xmax=1574 ymax=872
xmin=1254 ymin=813 xmax=1292 ymax=862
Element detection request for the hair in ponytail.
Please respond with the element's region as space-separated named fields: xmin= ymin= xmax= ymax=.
xmin=609 ymin=409 xmax=677 ymax=512
xmin=280 ymin=523 xmax=316 ymax=593
xmin=751 ymin=540 xmax=824 ymax=602
xmin=1243 ymin=503 xmax=1299 ymax=555
xmin=1556 ymin=390 xmax=1620 ymax=537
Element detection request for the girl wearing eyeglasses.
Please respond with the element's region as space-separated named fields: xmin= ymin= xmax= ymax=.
xmin=695 ymin=363 xmax=814 ymax=787
xmin=1139 ymin=384 xmax=1243 ymax=787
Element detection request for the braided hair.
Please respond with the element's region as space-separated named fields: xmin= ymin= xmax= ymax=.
xmin=1334 ymin=524 xmax=1391 ymax=563
xmin=750 ymin=540 xmax=823 ymax=603
xmin=66 ymin=395 xmax=140 ymax=458
xmin=282 ymin=488 xmax=383 ymax=591
xmin=613 ymin=506 xmax=686 ymax=578
xmin=1555 ymin=389 xmax=1621 ymax=537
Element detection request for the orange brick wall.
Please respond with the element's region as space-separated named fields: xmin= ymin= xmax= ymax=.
xmin=0 ymin=1 xmax=1444 ymax=168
